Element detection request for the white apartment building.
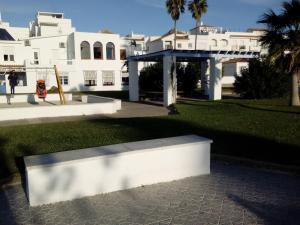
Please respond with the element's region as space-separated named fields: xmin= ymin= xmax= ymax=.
xmin=0 ymin=12 xmax=265 ymax=94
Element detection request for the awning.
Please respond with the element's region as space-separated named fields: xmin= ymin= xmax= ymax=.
xmin=0 ymin=65 xmax=26 ymax=73
xmin=83 ymin=70 xmax=97 ymax=80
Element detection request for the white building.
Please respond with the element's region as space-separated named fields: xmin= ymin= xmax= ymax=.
xmin=0 ymin=12 xmax=265 ymax=95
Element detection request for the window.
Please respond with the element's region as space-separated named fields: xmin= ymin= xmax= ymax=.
xmin=93 ymin=42 xmax=103 ymax=59
xmin=81 ymin=41 xmax=91 ymax=60
xmin=165 ymin=41 xmax=172 ymax=49
xmin=59 ymin=42 xmax=66 ymax=48
xmin=34 ymin=51 xmax=39 ymax=64
xmin=121 ymin=71 xmax=129 ymax=85
xmin=102 ymin=71 xmax=114 ymax=86
xmin=83 ymin=70 xmax=97 ymax=86
xmin=122 ymin=77 xmax=129 ymax=85
xmin=211 ymin=39 xmax=218 ymax=47
xmin=120 ymin=49 xmax=126 ymax=60
xmin=106 ymin=42 xmax=115 ymax=60
xmin=59 ymin=75 xmax=69 ymax=86
xmin=177 ymin=43 xmax=182 ymax=49
xmin=188 ymin=43 xmax=193 ymax=49
xmin=4 ymin=54 xmax=14 ymax=61
xmin=25 ymin=40 xmax=31 ymax=46
xmin=17 ymin=73 xmax=27 ymax=86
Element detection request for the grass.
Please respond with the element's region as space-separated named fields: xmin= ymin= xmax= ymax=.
xmin=0 ymin=97 xmax=300 ymax=179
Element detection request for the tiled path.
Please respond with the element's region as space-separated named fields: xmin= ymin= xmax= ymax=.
xmin=1 ymin=161 xmax=299 ymax=225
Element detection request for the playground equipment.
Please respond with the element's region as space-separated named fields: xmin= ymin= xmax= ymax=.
xmin=36 ymin=80 xmax=47 ymax=99
xmin=0 ymin=65 xmax=66 ymax=105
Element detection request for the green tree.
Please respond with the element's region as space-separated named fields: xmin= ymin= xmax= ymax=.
xmin=139 ymin=63 xmax=200 ymax=96
xmin=258 ymin=0 xmax=300 ymax=106
xmin=166 ymin=0 xmax=186 ymax=50
xmin=234 ymin=58 xmax=289 ymax=99
xmin=188 ymin=0 xmax=208 ymax=50
xmin=139 ymin=63 xmax=163 ymax=92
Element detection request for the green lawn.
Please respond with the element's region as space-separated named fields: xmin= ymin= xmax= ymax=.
xmin=1 ymin=97 xmax=300 ymax=179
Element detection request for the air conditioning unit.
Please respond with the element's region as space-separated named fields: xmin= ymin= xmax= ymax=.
xmin=25 ymin=40 xmax=31 ymax=46
xmin=59 ymin=42 xmax=66 ymax=48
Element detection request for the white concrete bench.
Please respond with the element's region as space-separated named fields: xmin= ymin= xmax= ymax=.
xmin=24 ymin=135 xmax=212 ymax=206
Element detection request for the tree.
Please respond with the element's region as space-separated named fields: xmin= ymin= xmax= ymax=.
xmin=139 ymin=63 xmax=163 ymax=92
xmin=139 ymin=62 xmax=200 ymax=96
xmin=258 ymin=0 xmax=300 ymax=106
xmin=178 ymin=62 xmax=201 ymax=95
xmin=234 ymin=58 xmax=289 ymax=99
xmin=99 ymin=28 xmax=114 ymax=34
xmin=166 ymin=0 xmax=186 ymax=50
xmin=188 ymin=0 xmax=208 ymax=50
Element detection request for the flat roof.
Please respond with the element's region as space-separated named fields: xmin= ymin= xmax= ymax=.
xmin=128 ymin=49 xmax=260 ymax=62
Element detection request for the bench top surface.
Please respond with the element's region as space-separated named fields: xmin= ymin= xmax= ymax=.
xmin=24 ymin=135 xmax=212 ymax=169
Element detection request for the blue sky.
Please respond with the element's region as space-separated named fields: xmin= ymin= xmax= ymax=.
xmin=0 ymin=0 xmax=282 ymax=36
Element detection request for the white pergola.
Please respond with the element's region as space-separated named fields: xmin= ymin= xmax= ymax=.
xmin=128 ymin=49 xmax=260 ymax=106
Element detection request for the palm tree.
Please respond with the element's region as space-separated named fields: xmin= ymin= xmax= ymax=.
xmin=166 ymin=0 xmax=186 ymax=50
xmin=258 ymin=0 xmax=300 ymax=106
xmin=188 ymin=0 xmax=208 ymax=50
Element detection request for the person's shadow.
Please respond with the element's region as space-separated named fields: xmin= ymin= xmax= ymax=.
xmin=6 ymin=94 xmax=11 ymax=104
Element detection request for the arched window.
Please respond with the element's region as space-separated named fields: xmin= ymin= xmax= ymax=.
xmin=220 ymin=39 xmax=228 ymax=47
xmin=93 ymin=42 xmax=103 ymax=59
xmin=81 ymin=41 xmax=91 ymax=60
xmin=211 ymin=39 xmax=218 ymax=47
xmin=106 ymin=42 xmax=115 ymax=60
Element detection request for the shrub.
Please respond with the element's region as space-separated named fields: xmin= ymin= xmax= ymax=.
xmin=234 ymin=58 xmax=289 ymax=99
xmin=139 ymin=62 xmax=200 ymax=95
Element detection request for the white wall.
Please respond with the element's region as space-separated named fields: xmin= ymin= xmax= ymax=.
xmin=222 ymin=62 xmax=249 ymax=86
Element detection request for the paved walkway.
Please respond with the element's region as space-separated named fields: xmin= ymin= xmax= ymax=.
xmin=1 ymin=161 xmax=299 ymax=225
xmin=0 ymin=102 xmax=169 ymax=127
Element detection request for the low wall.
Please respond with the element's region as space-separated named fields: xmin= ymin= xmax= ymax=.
xmin=0 ymin=93 xmax=73 ymax=104
xmin=81 ymin=95 xmax=121 ymax=111
xmin=24 ymin=135 xmax=212 ymax=206
xmin=0 ymin=95 xmax=121 ymax=121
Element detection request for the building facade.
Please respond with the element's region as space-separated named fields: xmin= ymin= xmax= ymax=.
xmin=0 ymin=12 xmax=265 ymax=94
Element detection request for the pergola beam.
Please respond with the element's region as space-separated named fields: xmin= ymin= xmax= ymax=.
xmin=128 ymin=49 xmax=259 ymax=106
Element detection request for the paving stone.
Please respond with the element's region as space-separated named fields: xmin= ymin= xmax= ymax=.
xmin=0 ymin=160 xmax=300 ymax=225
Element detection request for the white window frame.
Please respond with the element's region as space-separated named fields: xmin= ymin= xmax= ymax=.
xmin=102 ymin=71 xmax=115 ymax=86
xmin=59 ymin=73 xmax=69 ymax=86
xmin=33 ymin=49 xmax=40 ymax=65
xmin=83 ymin=70 xmax=97 ymax=86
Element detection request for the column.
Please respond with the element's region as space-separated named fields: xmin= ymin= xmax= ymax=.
xmin=209 ymin=58 xmax=222 ymax=100
xmin=163 ymin=55 xmax=176 ymax=107
xmin=129 ymin=60 xmax=139 ymax=102
xmin=200 ymin=59 xmax=209 ymax=95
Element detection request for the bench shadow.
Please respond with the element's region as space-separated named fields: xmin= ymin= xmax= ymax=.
xmin=227 ymin=193 xmax=300 ymax=225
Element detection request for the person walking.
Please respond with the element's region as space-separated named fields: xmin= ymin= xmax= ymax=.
xmin=8 ymin=70 xmax=18 ymax=96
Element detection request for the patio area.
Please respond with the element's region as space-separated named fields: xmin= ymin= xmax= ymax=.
xmin=1 ymin=160 xmax=299 ymax=225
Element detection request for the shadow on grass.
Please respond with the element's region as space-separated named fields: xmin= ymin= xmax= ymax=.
xmin=86 ymin=116 xmax=300 ymax=168
xmin=221 ymin=101 xmax=300 ymax=115
xmin=178 ymin=98 xmax=300 ymax=114
xmin=0 ymin=110 xmax=300 ymax=182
